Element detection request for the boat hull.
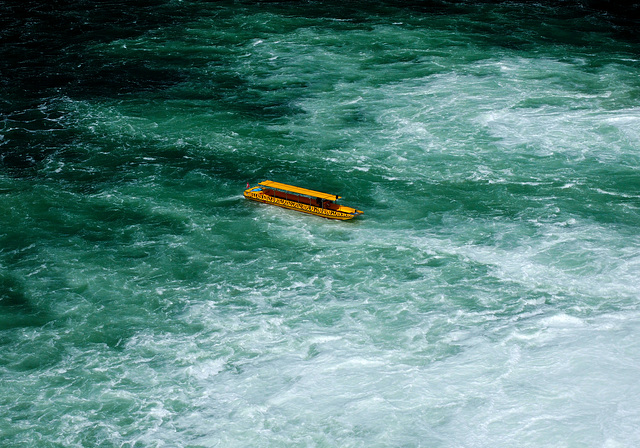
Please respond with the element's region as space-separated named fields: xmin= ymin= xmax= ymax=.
xmin=244 ymin=188 xmax=362 ymax=220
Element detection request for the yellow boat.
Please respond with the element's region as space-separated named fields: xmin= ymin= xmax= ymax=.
xmin=244 ymin=180 xmax=363 ymax=220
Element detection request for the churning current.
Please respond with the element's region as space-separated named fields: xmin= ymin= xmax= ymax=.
xmin=1 ymin=1 xmax=640 ymax=446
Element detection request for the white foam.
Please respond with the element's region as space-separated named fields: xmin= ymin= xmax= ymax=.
xmin=541 ymin=313 xmax=585 ymax=327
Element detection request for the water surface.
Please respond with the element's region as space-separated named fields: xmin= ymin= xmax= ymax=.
xmin=2 ymin=1 xmax=640 ymax=446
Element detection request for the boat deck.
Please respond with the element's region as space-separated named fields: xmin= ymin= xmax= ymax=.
xmin=244 ymin=181 xmax=363 ymax=220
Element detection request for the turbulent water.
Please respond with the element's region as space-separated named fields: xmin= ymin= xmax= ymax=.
xmin=2 ymin=1 xmax=640 ymax=446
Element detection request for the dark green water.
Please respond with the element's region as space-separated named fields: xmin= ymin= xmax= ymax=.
xmin=2 ymin=1 xmax=640 ymax=446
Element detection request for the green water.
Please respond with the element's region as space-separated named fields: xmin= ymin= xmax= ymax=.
xmin=2 ymin=1 xmax=640 ymax=446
